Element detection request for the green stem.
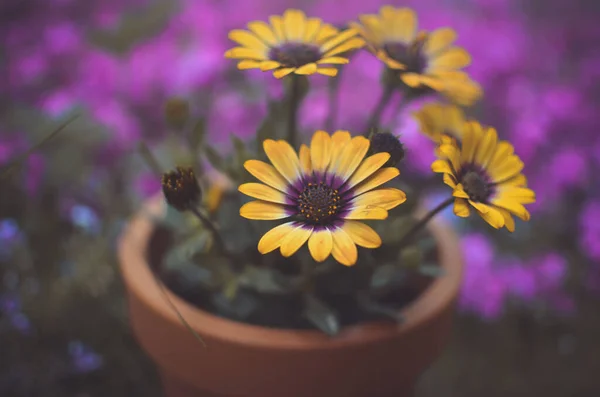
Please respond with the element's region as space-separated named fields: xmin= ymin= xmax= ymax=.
xmin=365 ymin=86 xmax=395 ymax=135
xmin=398 ymin=197 xmax=454 ymax=248
xmin=325 ymin=71 xmax=343 ymax=132
xmin=188 ymin=206 xmax=232 ymax=260
xmin=387 ymin=94 xmax=410 ymax=132
xmin=288 ymin=74 xmax=300 ymax=147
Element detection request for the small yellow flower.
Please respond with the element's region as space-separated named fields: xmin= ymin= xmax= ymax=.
xmin=432 ymin=121 xmax=536 ymax=231
xmin=413 ymin=102 xmax=466 ymax=143
xmin=239 ymin=131 xmax=406 ymax=266
xmin=225 ymin=9 xmax=365 ymax=78
xmin=351 ymin=6 xmax=482 ymax=105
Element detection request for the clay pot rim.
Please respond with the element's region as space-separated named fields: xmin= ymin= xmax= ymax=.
xmin=118 ymin=196 xmax=463 ymax=351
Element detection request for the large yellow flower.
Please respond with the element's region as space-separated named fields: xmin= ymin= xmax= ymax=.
xmin=413 ymin=102 xmax=466 ymax=143
xmin=225 ymin=9 xmax=365 ymax=78
xmin=351 ymin=6 xmax=482 ymax=106
xmin=239 ymin=131 xmax=406 ymax=266
xmin=432 ymin=121 xmax=535 ymax=231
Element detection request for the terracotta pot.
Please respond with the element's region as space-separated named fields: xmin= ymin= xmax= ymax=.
xmin=118 ymin=197 xmax=464 ymax=397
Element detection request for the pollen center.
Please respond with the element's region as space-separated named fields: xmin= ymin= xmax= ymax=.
xmin=383 ymin=42 xmax=427 ymax=73
xmin=461 ymin=170 xmax=491 ymax=202
xmin=269 ymin=43 xmax=322 ymax=68
xmin=297 ymin=181 xmax=342 ymax=225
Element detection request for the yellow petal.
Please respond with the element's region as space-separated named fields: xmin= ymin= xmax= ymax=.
xmin=496 ymin=208 xmax=515 ymax=232
xmin=423 ymin=27 xmax=457 ymax=56
xmin=391 ymin=7 xmax=417 ymax=42
xmin=356 ymin=15 xmax=384 ymax=45
xmin=228 ymin=30 xmax=269 ymax=51
xmin=488 ymin=157 xmax=524 ymax=182
xmin=329 ymin=130 xmax=352 ymax=169
xmin=352 ymin=167 xmax=400 ymax=196
xmin=332 ymin=136 xmax=370 ymax=182
xmin=299 ymin=144 xmax=312 ymax=175
xmin=316 ymin=67 xmax=338 ymax=76
xmin=280 ymin=225 xmax=313 ymax=257
xmin=307 ymin=228 xmax=333 ymax=262
xmin=443 ymin=173 xmax=457 ymax=188
xmin=344 ymin=206 xmax=388 ymax=220
xmin=244 ymin=159 xmax=288 ymax=192
xmin=263 ymin=140 xmax=301 ymax=184
xmin=401 ymin=73 xmax=422 ymax=88
xmin=240 ymin=201 xmax=290 ymax=220
xmin=342 ymin=220 xmax=382 ymax=248
xmin=238 ymin=183 xmax=288 ymax=204
xmin=491 ymin=197 xmax=530 ymax=221
xmin=347 ymin=153 xmax=390 ymax=188
xmin=225 ymin=47 xmax=267 ymax=60
xmin=351 ymin=188 xmax=407 ymax=210
xmin=248 ymin=21 xmax=278 ymax=45
xmin=431 ymin=159 xmax=453 ymax=174
xmin=283 ymin=9 xmax=306 ymax=41
xmin=237 ymin=60 xmax=261 ymax=70
xmin=320 ymin=28 xmax=358 ymax=52
xmin=317 ymin=57 xmax=349 ymax=65
xmin=273 ymin=68 xmax=296 ymax=79
xmin=310 ymin=130 xmax=332 ymax=173
xmin=453 ymin=198 xmax=470 ymax=217
xmin=474 ymin=126 xmax=499 ymax=167
xmin=323 ymin=37 xmax=365 ymax=57
xmin=477 ymin=206 xmax=505 ymax=229
xmin=259 ymin=60 xmax=281 ymax=71
xmin=452 ymin=184 xmax=470 ymax=199
xmin=331 ymin=227 xmax=358 ymax=266
xmin=303 ymin=18 xmax=322 ymax=41
xmin=495 ymin=186 xmax=536 ymax=204
xmin=258 ymin=221 xmax=296 ymax=253
xmin=430 ymin=47 xmax=471 ymax=70
xmin=461 ymin=121 xmax=480 ymax=164
xmin=314 ymin=23 xmax=339 ymax=44
xmin=487 ymin=141 xmax=515 ymax=170
xmin=294 ymin=63 xmax=318 ymax=75
xmin=269 ymin=16 xmax=286 ymax=41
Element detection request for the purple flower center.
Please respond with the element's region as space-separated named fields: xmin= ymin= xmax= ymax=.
xmin=269 ymin=43 xmax=322 ymax=67
xmin=460 ymin=167 xmax=494 ymax=202
xmin=383 ymin=42 xmax=427 ymax=73
xmin=297 ymin=181 xmax=342 ymax=225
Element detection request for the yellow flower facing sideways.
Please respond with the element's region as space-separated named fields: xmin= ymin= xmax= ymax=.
xmin=351 ymin=6 xmax=482 ymax=106
xmin=432 ymin=121 xmax=536 ymax=231
xmin=225 ymin=9 xmax=365 ymax=78
xmin=413 ymin=102 xmax=466 ymax=143
xmin=239 ymin=131 xmax=407 ymax=266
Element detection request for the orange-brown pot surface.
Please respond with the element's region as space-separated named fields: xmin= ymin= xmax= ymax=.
xmin=118 ymin=198 xmax=464 ymax=397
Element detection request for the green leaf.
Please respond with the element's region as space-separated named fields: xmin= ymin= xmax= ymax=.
xmin=138 ymin=142 xmax=163 ymax=176
xmin=418 ymin=263 xmax=446 ymax=278
xmin=189 ymin=117 xmax=206 ymax=153
xmin=211 ymin=290 xmax=258 ymax=320
xmin=358 ymin=293 xmax=404 ymax=323
xmin=163 ymin=230 xmax=211 ymax=270
xmin=398 ymin=245 xmax=423 ymax=269
xmin=303 ymin=294 xmax=340 ymax=336
xmin=370 ymin=264 xmax=408 ymax=290
xmin=238 ymin=266 xmax=287 ymax=294
xmin=203 ymin=145 xmax=225 ymax=171
xmin=256 ymin=114 xmax=277 ymax=143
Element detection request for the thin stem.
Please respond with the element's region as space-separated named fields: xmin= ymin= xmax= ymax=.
xmin=188 ymin=206 xmax=232 ymax=259
xmin=398 ymin=197 xmax=454 ymax=248
xmin=364 ymin=86 xmax=395 ymax=135
xmin=325 ymin=72 xmax=343 ymax=131
xmin=288 ymin=74 xmax=300 ymax=147
xmin=387 ymin=94 xmax=409 ymax=133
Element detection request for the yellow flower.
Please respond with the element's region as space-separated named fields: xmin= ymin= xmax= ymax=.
xmin=351 ymin=6 xmax=482 ymax=105
xmin=432 ymin=121 xmax=536 ymax=231
xmin=203 ymin=169 xmax=234 ymax=213
xmin=239 ymin=131 xmax=406 ymax=266
xmin=413 ymin=102 xmax=466 ymax=143
xmin=225 ymin=9 xmax=365 ymax=78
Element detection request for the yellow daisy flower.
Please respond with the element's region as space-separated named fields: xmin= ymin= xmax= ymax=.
xmin=432 ymin=121 xmax=536 ymax=231
xmin=413 ymin=102 xmax=466 ymax=142
xmin=239 ymin=130 xmax=407 ymax=266
xmin=351 ymin=6 xmax=482 ymax=105
xmin=225 ymin=9 xmax=365 ymax=78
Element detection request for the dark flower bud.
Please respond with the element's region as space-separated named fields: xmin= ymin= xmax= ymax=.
xmin=164 ymin=98 xmax=190 ymax=129
xmin=161 ymin=166 xmax=201 ymax=211
xmin=369 ymin=131 xmax=405 ymax=166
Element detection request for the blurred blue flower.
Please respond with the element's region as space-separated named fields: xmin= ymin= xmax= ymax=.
xmin=10 ymin=313 xmax=32 ymax=334
xmin=69 ymin=205 xmax=101 ymax=235
xmin=68 ymin=340 xmax=104 ymax=374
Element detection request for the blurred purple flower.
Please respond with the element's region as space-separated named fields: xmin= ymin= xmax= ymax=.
xmin=580 ymin=201 xmax=600 ymax=261
xmin=68 ymin=340 xmax=104 ymax=374
xmin=134 ymin=172 xmax=161 ymax=199
xmin=69 ymin=205 xmax=101 ymax=235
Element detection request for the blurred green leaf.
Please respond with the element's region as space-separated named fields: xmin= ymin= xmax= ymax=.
xmin=238 ymin=266 xmax=287 ymax=294
xmin=211 ymin=290 xmax=258 ymax=320
xmin=303 ymin=294 xmax=340 ymax=336
xmin=370 ymin=264 xmax=408 ymax=290
xmin=203 ymin=145 xmax=225 ymax=172
xmin=418 ymin=263 xmax=445 ymax=278
xmin=164 ymin=97 xmax=190 ymax=130
xmin=189 ymin=118 xmax=206 ymax=153
xmin=138 ymin=142 xmax=164 ymax=176
xmin=164 ymin=230 xmax=211 ymax=270
xmin=358 ymin=293 xmax=404 ymax=323
xmin=398 ymin=245 xmax=423 ymax=269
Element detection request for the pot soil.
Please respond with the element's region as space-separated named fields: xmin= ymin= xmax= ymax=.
xmin=118 ymin=198 xmax=463 ymax=397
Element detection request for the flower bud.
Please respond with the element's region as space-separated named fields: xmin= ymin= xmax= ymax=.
xmin=161 ymin=166 xmax=201 ymax=211
xmin=164 ymin=98 xmax=190 ymax=129
xmin=369 ymin=131 xmax=405 ymax=167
